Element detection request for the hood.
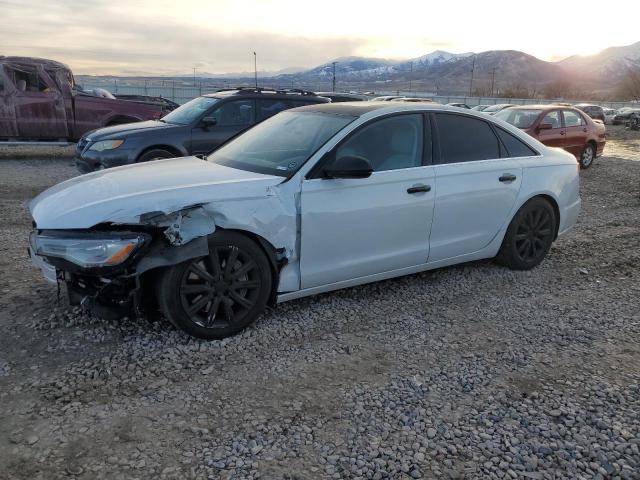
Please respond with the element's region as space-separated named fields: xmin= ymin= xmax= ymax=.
xmin=85 ymin=120 xmax=179 ymax=141
xmin=30 ymin=157 xmax=284 ymax=229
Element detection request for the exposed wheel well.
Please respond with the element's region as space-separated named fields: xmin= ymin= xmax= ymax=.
xmin=587 ymin=139 xmax=597 ymax=151
xmin=137 ymin=145 xmax=183 ymax=160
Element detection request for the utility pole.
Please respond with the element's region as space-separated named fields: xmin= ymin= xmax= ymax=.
xmin=332 ymin=61 xmax=337 ymax=92
xmin=253 ymin=52 xmax=258 ymax=88
xmin=490 ymin=67 xmax=496 ymax=96
xmin=408 ymin=61 xmax=413 ymax=93
xmin=193 ymin=66 xmax=197 ymax=87
xmin=469 ymin=55 xmax=476 ymax=97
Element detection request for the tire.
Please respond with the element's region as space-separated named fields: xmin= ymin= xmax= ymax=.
xmin=579 ymin=143 xmax=595 ymax=169
xmin=138 ymin=148 xmax=174 ymax=163
xmin=496 ymin=197 xmax=557 ymax=271
xmin=156 ymin=231 xmax=272 ymax=340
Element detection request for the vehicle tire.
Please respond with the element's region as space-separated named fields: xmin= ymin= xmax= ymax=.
xmin=156 ymin=231 xmax=272 ymax=340
xmin=579 ymin=143 xmax=595 ymax=169
xmin=138 ymin=149 xmax=174 ymax=163
xmin=495 ymin=197 xmax=557 ymax=271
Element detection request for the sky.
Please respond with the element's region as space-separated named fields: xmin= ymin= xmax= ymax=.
xmin=1 ymin=0 xmax=638 ymax=76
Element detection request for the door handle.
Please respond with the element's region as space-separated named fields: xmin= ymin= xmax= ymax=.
xmin=499 ymin=174 xmax=517 ymax=183
xmin=560 ymin=130 xmax=566 ymax=135
xmin=407 ymin=184 xmax=431 ymax=194
xmin=583 ymin=128 xmax=588 ymax=132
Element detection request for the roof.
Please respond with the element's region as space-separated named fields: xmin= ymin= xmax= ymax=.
xmin=507 ymin=104 xmax=583 ymax=110
xmin=0 ymin=56 xmax=71 ymax=71
xmin=290 ymin=101 xmax=463 ymax=117
xmin=203 ymin=87 xmax=327 ymax=101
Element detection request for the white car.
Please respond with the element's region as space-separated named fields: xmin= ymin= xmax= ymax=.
xmin=29 ymin=103 xmax=581 ymax=339
xmin=603 ymin=107 xmax=617 ymax=125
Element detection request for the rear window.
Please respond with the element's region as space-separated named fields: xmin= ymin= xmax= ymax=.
xmin=494 ymin=109 xmax=540 ymax=129
xmin=495 ymin=128 xmax=538 ymax=157
xmin=435 ymin=113 xmax=500 ymax=163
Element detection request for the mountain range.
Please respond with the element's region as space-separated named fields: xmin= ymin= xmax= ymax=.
xmin=266 ymin=41 xmax=640 ymax=96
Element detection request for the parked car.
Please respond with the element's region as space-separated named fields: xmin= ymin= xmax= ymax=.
xmin=447 ymin=103 xmax=471 ymax=109
xmin=482 ymin=103 xmax=517 ymax=115
xmin=471 ymin=105 xmax=490 ymax=111
xmin=602 ymin=107 xmax=618 ymax=125
xmin=612 ymin=108 xmax=640 ymax=125
xmin=74 ymin=87 xmax=330 ymax=173
xmin=314 ymin=92 xmax=367 ymax=102
xmin=29 ymin=103 xmax=581 ymax=339
xmin=390 ymin=97 xmax=435 ymax=103
xmin=494 ymin=105 xmax=606 ymax=169
xmin=574 ymin=104 xmax=605 ymax=122
xmin=0 ymin=56 xmax=175 ymax=142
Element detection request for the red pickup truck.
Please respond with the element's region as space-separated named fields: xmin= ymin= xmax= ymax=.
xmin=0 ymin=57 xmax=176 ymax=142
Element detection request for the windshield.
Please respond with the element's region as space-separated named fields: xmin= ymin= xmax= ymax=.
xmin=494 ymin=109 xmax=541 ymax=129
xmin=162 ymin=96 xmax=219 ymax=125
xmin=208 ymin=111 xmax=355 ymax=177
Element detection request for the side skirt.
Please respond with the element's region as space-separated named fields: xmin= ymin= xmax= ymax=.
xmin=276 ymin=240 xmax=504 ymax=304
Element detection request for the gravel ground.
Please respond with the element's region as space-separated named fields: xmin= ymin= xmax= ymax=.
xmin=0 ymin=133 xmax=639 ymax=480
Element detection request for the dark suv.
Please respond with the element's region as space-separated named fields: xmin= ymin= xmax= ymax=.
xmin=75 ymin=87 xmax=330 ymax=173
xmin=574 ymin=104 xmax=605 ymax=123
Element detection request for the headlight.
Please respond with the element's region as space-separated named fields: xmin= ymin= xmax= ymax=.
xmin=33 ymin=232 xmax=145 ymax=268
xmin=88 ymin=139 xmax=124 ymax=151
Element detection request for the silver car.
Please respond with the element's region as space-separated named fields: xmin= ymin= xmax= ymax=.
xmin=29 ymin=103 xmax=581 ymax=339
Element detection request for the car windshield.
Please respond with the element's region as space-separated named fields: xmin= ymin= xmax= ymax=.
xmin=162 ymin=96 xmax=219 ymax=125
xmin=208 ymin=111 xmax=356 ymax=177
xmin=494 ymin=109 xmax=541 ymax=129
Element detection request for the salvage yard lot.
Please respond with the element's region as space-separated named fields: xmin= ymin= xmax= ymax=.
xmin=0 ymin=132 xmax=639 ymax=479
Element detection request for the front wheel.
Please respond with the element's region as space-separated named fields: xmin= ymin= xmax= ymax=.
xmin=157 ymin=231 xmax=272 ymax=340
xmin=579 ymin=143 xmax=595 ymax=169
xmin=496 ymin=198 xmax=557 ymax=271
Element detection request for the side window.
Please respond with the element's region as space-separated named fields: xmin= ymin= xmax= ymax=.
xmin=336 ymin=114 xmax=424 ymax=172
xmin=435 ymin=114 xmax=500 ymax=163
xmin=563 ymin=110 xmax=585 ymax=127
xmin=9 ymin=68 xmax=49 ymax=93
xmin=257 ymin=99 xmax=291 ymax=122
xmin=541 ymin=111 xmax=561 ymax=128
xmin=495 ymin=128 xmax=537 ymax=158
xmin=210 ymin=100 xmax=254 ymax=126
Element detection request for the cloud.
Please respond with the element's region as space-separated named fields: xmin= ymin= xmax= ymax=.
xmin=0 ymin=0 xmax=364 ymax=75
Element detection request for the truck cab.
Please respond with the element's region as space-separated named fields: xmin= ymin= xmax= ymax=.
xmin=0 ymin=57 xmax=172 ymax=142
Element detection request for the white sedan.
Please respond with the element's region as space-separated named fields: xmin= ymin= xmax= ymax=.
xmin=29 ymin=103 xmax=581 ymax=339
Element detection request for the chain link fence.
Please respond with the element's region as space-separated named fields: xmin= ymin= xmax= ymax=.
xmin=82 ymin=81 xmax=640 ymax=109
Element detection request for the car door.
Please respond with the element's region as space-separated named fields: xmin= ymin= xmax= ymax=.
xmin=429 ymin=113 xmax=523 ymax=262
xmin=8 ymin=66 xmax=68 ymax=139
xmin=190 ymin=99 xmax=255 ymax=155
xmin=536 ymin=109 xmax=565 ymax=148
xmin=300 ymin=113 xmax=435 ymax=289
xmin=561 ymin=109 xmax=588 ymax=156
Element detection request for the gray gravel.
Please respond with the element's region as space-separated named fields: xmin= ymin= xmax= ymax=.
xmin=0 ymin=142 xmax=639 ymax=480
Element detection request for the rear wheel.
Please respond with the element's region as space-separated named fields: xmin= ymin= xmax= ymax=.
xmin=579 ymin=143 xmax=595 ymax=169
xmin=157 ymin=231 xmax=272 ymax=340
xmin=496 ymin=197 xmax=557 ymax=270
xmin=138 ymin=148 xmax=174 ymax=163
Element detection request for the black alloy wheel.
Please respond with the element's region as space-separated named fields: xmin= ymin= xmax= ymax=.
xmin=496 ymin=197 xmax=557 ymax=270
xmin=158 ymin=231 xmax=272 ymax=339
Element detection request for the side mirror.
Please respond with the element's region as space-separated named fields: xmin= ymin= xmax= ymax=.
xmin=538 ymin=123 xmax=553 ymax=130
xmin=201 ymin=116 xmax=218 ymax=127
xmin=323 ymin=155 xmax=373 ymax=179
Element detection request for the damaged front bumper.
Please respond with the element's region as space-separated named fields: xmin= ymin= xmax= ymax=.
xmin=28 ymin=222 xmax=212 ymax=320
